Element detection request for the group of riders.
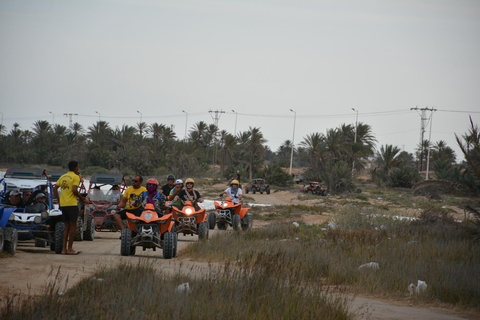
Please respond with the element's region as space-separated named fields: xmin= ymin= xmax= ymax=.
xmin=112 ymin=174 xmax=243 ymax=232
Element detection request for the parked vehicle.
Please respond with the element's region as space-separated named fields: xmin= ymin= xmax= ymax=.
xmin=0 ymin=168 xmax=64 ymax=254
xmin=300 ymin=181 xmax=327 ymax=196
xmin=120 ymin=203 xmax=177 ymax=259
xmin=209 ymin=196 xmax=252 ymax=231
xmin=171 ymin=201 xmax=209 ymax=240
xmin=245 ymin=178 xmax=270 ymax=194
xmin=82 ymin=174 xmax=128 ymax=237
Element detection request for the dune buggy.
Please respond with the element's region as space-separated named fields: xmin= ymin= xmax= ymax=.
xmin=245 ymin=178 xmax=270 ymax=194
xmin=0 ymin=168 xmax=65 ymax=254
xmin=300 ymin=181 xmax=327 ymax=196
xmin=79 ymin=174 xmax=128 ymax=239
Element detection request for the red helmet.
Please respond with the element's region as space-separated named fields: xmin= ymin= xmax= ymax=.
xmin=146 ymin=178 xmax=158 ymax=186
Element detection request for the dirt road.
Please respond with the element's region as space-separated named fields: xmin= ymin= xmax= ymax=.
xmin=0 ymin=190 xmax=475 ymax=319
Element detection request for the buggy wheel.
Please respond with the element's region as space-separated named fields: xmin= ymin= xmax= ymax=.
xmin=232 ymin=214 xmax=241 ymax=231
xmin=217 ymin=222 xmax=227 ymax=230
xmin=0 ymin=227 xmax=4 ymax=252
xmin=120 ymin=228 xmax=132 ymax=256
xmin=241 ymin=215 xmax=253 ymax=231
xmin=198 ymin=222 xmax=208 ymax=240
xmin=35 ymin=239 xmax=47 ymax=247
xmin=83 ymin=216 xmax=95 ymax=241
xmin=163 ymin=232 xmax=175 ymax=259
xmin=54 ymin=222 xmax=65 ymax=254
xmin=266 ymin=187 xmax=270 ymax=195
xmin=252 ymin=189 xmax=256 ymax=194
xmin=4 ymin=227 xmax=18 ymax=255
xmin=208 ymin=211 xmax=216 ymax=230
xmin=74 ymin=217 xmax=83 ymax=241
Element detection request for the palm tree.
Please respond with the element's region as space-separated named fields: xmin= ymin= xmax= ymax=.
xmin=376 ymin=144 xmax=401 ymax=173
xmin=242 ymin=127 xmax=267 ymax=180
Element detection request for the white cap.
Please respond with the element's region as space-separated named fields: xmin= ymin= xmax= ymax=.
xmin=176 ymin=179 xmax=183 ymax=184
xmin=35 ymin=192 xmax=46 ymax=199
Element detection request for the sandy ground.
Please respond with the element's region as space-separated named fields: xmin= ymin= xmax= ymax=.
xmin=0 ymin=188 xmax=476 ymax=320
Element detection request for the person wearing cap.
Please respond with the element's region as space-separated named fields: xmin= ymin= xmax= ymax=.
xmin=2 ymin=189 xmax=24 ymax=207
xmin=167 ymin=179 xmax=184 ymax=213
xmin=219 ymin=180 xmax=243 ymax=204
xmin=173 ymin=178 xmax=203 ymax=210
xmin=53 ymin=160 xmax=89 ymax=255
xmin=160 ymin=174 xmax=176 ymax=196
xmin=25 ymin=192 xmax=49 ymax=213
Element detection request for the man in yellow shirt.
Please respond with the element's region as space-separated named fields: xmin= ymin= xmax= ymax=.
xmin=113 ymin=175 xmax=146 ymax=231
xmin=53 ymin=160 xmax=89 ymax=255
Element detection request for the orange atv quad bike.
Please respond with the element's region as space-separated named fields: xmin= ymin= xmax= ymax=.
xmin=210 ymin=196 xmax=252 ymax=231
xmin=171 ymin=200 xmax=209 ymax=240
xmin=121 ymin=203 xmax=177 ymax=259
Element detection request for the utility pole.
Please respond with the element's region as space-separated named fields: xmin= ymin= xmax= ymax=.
xmin=289 ymin=109 xmax=296 ymax=175
xmin=209 ymin=109 xmax=225 ymax=167
xmin=411 ymin=107 xmax=436 ymax=178
xmin=64 ymin=113 xmax=78 ymax=129
xmin=351 ymin=108 xmax=359 ymax=178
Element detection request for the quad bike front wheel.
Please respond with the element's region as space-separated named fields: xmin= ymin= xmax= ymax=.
xmin=241 ymin=215 xmax=253 ymax=231
xmin=232 ymin=214 xmax=241 ymax=231
xmin=208 ymin=211 xmax=216 ymax=230
xmin=198 ymin=222 xmax=209 ymax=240
xmin=163 ymin=231 xmax=176 ymax=259
xmin=120 ymin=228 xmax=132 ymax=256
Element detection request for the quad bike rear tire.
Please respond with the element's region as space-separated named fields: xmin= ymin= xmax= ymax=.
xmin=217 ymin=222 xmax=227 ymax=230
xmin=208 ymin=211 xmax=216 ymax=230
xmin=4 ymin=227 xmax=18 ymax=255
xmin=35 ymin=238 xmax=47 ymax=247
xmin=74 ymin=216 xmax=83 ymax=241
xmin=266 ymin=187 xmax=270 ymax=195
xmin=120 ymin=228 xmax=132 ymax=256
xmin=241 ymin=215 xmax=253 ymax=231
xmin=163 ymin=231 xmax=175 ymax=259
xmin=198 ymin=222 xmax=209 ymax=240
xmin=232 ymin=214 xmax=241 ymax=231
xmin=83 ymin=216 xmax=95 ymax=241
xmin=54 ymin=222 xmax=65 ymax=254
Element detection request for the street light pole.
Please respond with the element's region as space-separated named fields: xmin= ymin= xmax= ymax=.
xmin=137 ymin=110 xmax=142 ymax=123
xmin=182 ymin=110 xmax=188 ymax=140
xmin=49 ymin=111 xmax=55 ymax=126
xmin=232 ymin=109 xmax=237 ymax=135
xmin=95 ymin=111 xmax=101 ymax=122
xmin=289 ymin=109 xmax=296 ymax=176
xmin=351 ymin=108 xmax=358 ymax=177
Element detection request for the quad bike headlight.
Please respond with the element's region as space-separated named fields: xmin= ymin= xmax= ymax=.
xmin=185 ymin=208 xmax=193 ymax=215
xmin=223 ymin=203 xmax=228 ymax=208
xmin=34 ymin=216 xmax=42 ymax=224
xmin=144 ymin=212 xmax=153 ymax=221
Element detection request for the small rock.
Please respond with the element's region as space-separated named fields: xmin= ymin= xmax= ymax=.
xmin=292 ymin=222 xmax=299 ymax=227
xmin=176 ymin=283 xmax=191 ymax=293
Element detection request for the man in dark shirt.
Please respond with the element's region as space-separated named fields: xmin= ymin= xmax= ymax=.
xmin=173 ymin=178 xmax=203 ymax=210
xmin=160 ymin=174 xmax=176 ymax=196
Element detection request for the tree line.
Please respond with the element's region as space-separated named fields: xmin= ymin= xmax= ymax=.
xmin=0 ymin=118 xmax=477 ymax=195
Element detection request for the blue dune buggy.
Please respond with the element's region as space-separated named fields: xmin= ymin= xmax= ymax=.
xmin=0 ymin=168 xmax=65 ymax=254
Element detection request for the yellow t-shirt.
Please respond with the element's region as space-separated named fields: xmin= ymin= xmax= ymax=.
xmin=124 ymin=186 xmax=147 ymax=209
xmin=56 ymin=171 xmax=80 ymax=207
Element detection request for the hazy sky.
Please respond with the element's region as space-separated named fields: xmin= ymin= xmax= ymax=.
xmin=1 ymin=0 xmax=479 ymax=161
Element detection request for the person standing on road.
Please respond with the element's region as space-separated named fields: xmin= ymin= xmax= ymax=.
xmin=219 ymin=180 xmax=243 ymax=204
xmin=113 ymin=175 xmax=146 ymax=230
xmin=52 ymin=160 xmax=89 ymax=255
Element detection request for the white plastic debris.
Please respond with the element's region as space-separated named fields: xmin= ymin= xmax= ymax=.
xmin=358 ymin=262 xmax=380 ymax=271
xmin=407 ymin=280 xmax=427 ymax=296
xmin=58 ymin=290 xmax=66 ymax=295
xmin=328 ymin=222 xmax=337 ymax=229
xmin=292 ymin=222 xmax=299 ymax=227
xmin=176 ymin=282 xmax=191 ymax=293
xmin=416 ymin=280 xmax=427 ymax=293
xmin=377 ymin=197 xmax=383 ymax=200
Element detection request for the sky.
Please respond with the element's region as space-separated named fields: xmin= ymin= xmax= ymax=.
xmin=1 ymin=0 xmax=479 ymax=162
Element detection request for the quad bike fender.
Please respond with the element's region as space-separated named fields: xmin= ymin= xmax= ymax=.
xmin=195 ymin=209 xmax=207 ymax=224
xmin=239 ymin=207 xmax=250 ymax=219
xmin=0 ymin=206 xmax=14 ymax=229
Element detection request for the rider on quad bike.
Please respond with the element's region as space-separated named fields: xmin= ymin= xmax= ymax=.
xmin=219 ymin=180 xmax=242 ymax=204
xmin=133 ymin=178 xmax=167 ymax=216
xmin=173 ymin=178 xmax=203 ymax=210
